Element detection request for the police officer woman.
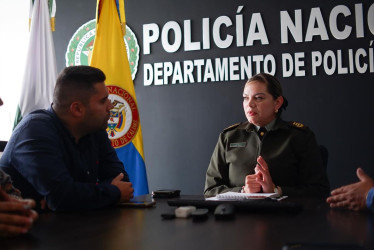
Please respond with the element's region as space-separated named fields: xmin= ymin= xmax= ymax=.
xmin=204 ymin=73 xmax=329 ymax=197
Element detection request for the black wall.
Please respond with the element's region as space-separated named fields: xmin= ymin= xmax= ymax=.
xmin=54 ymin=0 xmax=374 ymax=194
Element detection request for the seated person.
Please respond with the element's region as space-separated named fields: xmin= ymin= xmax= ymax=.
xmin=0 ymin=66 xmax=134 ymax=211
xmin=0 ymin=98 xmax=37 ymax=237
xmin=204 ymin=73 xmax=330 ymax=197
xmin=327 ymin=168 xmax=374 ymax=212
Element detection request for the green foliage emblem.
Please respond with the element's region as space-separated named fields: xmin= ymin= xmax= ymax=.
xmin=65 ymin=19 xmax=140 ymax=80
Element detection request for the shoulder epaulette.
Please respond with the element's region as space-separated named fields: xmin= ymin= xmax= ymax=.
xmin=223 ymin=123 xmax=241 ymax=132
xmin=289 ymin=121 xmax=308 ymax=130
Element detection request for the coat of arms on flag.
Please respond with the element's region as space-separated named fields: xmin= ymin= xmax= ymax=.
xmin=106 ymin=85 xmax=139 ymax=148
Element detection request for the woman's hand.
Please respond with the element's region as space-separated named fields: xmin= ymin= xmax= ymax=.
xmin=243 ymin=173 xmax=262 ymax=193
xmin=254 ymin=156 xmax=275 ymax=193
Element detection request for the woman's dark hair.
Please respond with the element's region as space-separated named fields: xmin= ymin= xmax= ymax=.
xmin=247 ymin=73 xmax=288 ymax=115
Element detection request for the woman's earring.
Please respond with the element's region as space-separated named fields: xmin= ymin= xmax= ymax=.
xmin=275 ymin=109 xmax=278 ymax=113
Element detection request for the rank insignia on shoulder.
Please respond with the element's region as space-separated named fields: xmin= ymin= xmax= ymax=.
xmin=223 ymin=123 xmax=240 ymax=132
xmin=289 ymin=121 xmax=307 ymax=130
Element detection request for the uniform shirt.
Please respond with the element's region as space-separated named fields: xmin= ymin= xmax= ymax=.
xmin=367 ymin=188 xmax=374 ymax=212
xmin=0 ymin=107 xmax=129 ymax=211
xmin=204 ymin=119 xmax=330 ymax=197
xmin=254 ymin=118 xmax=276 ymax=132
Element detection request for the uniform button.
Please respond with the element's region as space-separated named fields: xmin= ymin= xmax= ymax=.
xmin=87 ymin=171 xmax=90 ymax=175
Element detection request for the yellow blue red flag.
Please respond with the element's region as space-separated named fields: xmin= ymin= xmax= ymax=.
xmin=90 ymin=0 xmax=148 ymax=195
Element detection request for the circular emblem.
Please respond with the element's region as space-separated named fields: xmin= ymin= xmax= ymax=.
xmin=106 ymin=85 xmax=139 ymax=148
xmin=65 ymin=19 xmax=140 ymax=80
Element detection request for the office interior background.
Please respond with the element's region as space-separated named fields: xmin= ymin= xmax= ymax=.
xmin=0 ymin=0 xmax=373 ymax=194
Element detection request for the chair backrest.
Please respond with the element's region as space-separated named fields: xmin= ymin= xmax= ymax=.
xmin=319 ymin=145 xmax=328 ymax=169
xmin=0 ymin=141 xmax=7 ymax=152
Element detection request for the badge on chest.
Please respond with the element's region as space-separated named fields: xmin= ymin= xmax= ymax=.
xmin=230 ymin=142 xmax=247 ymax=148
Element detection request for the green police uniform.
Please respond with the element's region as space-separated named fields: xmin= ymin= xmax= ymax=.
xmin=204 ymin=119 xmax=330 ymax=197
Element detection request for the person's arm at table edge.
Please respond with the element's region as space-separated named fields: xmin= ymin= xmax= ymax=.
xmin=204 ymin=134 xmax=242 ymax=196
xmin=11 ymin=122 xmax=127 ymax=211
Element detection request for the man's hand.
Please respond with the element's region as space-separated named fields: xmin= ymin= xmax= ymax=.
xmin=254 ymin=156 xmax=275 ymax=193
xmin=327 ymin=168 xmax=374 ymax=211
xmin=111 ymin=173 xmax=134 ymax=203
xmin=0 ymin=189 xmax=38 ymax=237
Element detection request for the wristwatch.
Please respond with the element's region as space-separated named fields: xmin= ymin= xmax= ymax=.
xmin=274 ymin=186 xmax=282 ymax=195
xmin=274 ymin=186 xmax=280 ymax=195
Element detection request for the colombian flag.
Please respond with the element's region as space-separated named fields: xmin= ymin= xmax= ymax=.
xmin=90 ymin=0 xmax=149 ymax=195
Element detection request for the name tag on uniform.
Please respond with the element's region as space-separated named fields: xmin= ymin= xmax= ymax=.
xmin=230 ymin=142 xmax=246 ymax=148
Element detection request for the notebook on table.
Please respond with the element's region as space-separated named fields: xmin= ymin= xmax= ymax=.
xmin=206 ymin=191 xmax=280 ymax=200
xmin=168 ymin=195 xmax=302 ymax=213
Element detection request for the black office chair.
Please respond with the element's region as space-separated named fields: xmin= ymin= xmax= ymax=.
xmin=0 ymin=141 xmax=7 ymax=152
xmin=319 ymin=145 xmax=328 ymax=169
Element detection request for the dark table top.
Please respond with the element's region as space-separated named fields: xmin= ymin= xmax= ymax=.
xmin=1 ymin=195 xmax=373 ymax=250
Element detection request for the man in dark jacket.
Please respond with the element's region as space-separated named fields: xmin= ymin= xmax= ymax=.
xmin=0 ymin=66 xmax=134 ymax=211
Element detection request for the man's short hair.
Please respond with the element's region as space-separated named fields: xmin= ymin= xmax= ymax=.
xmin=53 ymin=66 xmax=106 ymax=111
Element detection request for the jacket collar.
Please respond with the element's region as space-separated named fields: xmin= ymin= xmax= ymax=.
xmin=242 ymin=118 xmax=288 ymax=132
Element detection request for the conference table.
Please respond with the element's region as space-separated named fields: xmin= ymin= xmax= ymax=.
xmin=1 ymin=195 xmax=373 ymax=250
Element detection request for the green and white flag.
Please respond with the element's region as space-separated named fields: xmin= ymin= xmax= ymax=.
xmin=14 ymin=0 xmax=57 ymax=128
